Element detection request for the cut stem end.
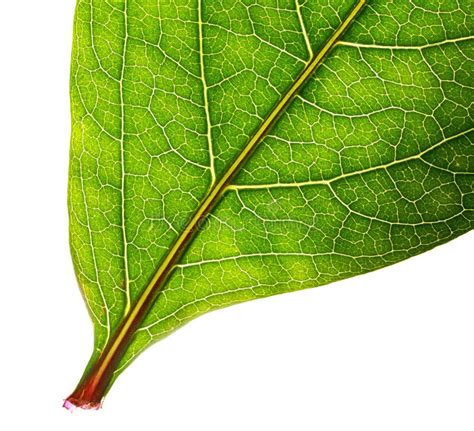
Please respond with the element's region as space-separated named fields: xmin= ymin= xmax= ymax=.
xmin=63 ymin=396 xmax=102 ymax=411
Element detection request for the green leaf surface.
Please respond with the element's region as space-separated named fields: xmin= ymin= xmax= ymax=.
xmin=67 ymin=0 xmax=474 ymax=408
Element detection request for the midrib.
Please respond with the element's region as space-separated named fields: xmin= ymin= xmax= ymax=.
xmin=67 ymin=0 xmax=367 ymax=406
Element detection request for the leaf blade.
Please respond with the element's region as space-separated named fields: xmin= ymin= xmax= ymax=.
xmin=67 ymin=0 xmax=474 ymax=407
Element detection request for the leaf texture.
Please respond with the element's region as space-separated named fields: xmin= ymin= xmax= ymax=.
xmin=67 ymin=0 xmax=474 ymax=407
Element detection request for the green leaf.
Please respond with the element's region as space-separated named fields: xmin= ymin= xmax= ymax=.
xmin=66 ymin=0 xmax=474 ymax=409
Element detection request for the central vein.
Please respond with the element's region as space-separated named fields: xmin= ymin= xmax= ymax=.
xmin=90 ymin=0 xmax=367 ymax=391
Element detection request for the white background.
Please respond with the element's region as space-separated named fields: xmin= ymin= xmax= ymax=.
xmin=0 ymin=1 xmax=473 ymax=430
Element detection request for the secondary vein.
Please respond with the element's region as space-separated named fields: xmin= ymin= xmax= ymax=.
xmin=296 ymin=0 xmax=313 ymax=59
xmin=227 ymin=128 xmax=473 ymax=191
xmin=198 ymin=0 xmax=216 ymax=187
xmin=120 ymin=0 xmax=131 ymax=316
